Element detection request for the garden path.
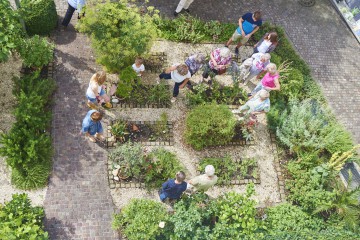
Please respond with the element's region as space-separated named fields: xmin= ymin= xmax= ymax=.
xmin=148 ymin=0 xmax=360 ymax=143
xmin=42 ymin=21 xmax=118 ymax=240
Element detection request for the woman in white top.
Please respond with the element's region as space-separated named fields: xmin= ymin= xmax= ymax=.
xmin=253 ymin=32 xmax=278 ymax=54
xmin=86 ymin=71 xmax=111 ymax=109
xmin=159 ymin=64 xmax=191 ymax=103
xmin=131 ymin=57 xmax=145 ymax=76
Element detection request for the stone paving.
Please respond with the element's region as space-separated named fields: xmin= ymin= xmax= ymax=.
xmin=43 ymin=8 xmax=118 ymax=239
xmin=148 ymin=0 xmax=360 ymax=143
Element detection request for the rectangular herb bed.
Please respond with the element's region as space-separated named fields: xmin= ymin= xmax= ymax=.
xmin=113 ymin=84 xmax=172 ymax=108
xmin=197 ymin=157 xmax=260 ymax=186
xmin=107 ymin=159 xmax=145 ymax=189
xmin=143 ymin=52 xmax=167 ymax=73
xmin=20 ymin=60 xmax=54 ymax=79
xmin=107 ymin=120 xmax=174 ymax=147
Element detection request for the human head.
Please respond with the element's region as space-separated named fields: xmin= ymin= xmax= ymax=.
xmin=267 ymin=32 xmax=278 ymax=43
xmin=219 ymin=47 xmax=231 ymax=58
xmin=90 ymin=111 xmax=103 ymax=122
xmin=259 ymin=89 xmax=270 ymax=100
xmin=176 ymin=64 xmax=189 ymax=76
xmin=135 ymin=57 xmax=143 ymax=65
xmin=175 ymin=171 xmax=186 ymax=182
xmin=205 ymin=165 xmax=215 ymax=177
xmin=266 ymin=63 xmax=277 ymax=74
xmin=193 ymin=53 xmax=205 ymax=64
xmin=253 ymin=11 xmax=262 ymax=21
xmin=93 ymin=71 xmax=107 ymax=85
xmin=260 ymin=53 xmax=271 ymax=62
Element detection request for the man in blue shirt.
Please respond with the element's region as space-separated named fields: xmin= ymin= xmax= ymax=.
xmin=159 ymin=171 xmax=187 ymax=202
xmin=226 ymin=11 xmax=262 ymax=56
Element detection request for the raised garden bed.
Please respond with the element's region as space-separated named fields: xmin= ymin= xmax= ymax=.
xmin=197 ymin=156 xmax=260 ymax=185
xmin=143 ymin=52 xmax=167 ymax=72
xmin=20 ymin=61 xmax=54 ymax=79
xmin=107 ymin=120 xmax=174 ymax=147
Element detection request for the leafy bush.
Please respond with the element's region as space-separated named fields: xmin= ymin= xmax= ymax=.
xmin=322 ymin=122 xmax=354 ymax=154
xmin=144 ymin=148 xmax=183 ymax=189
xmin=77 ymin=0 xmax=159 ymax=73
xmin=185 ymin=104 xmax=236 ymax=150
xmin=0 ymin=0 xmax=24 ymax=61
xmin=0 ymin=193 xmax=49 ymax=239
xmin=302 ymin=75 xmax=326 ymax=102
xmin=0 ymin=73 xmax=55 ymax=189
xmin=116 ymin=66 xmax=138 ymax=100
xmin=18 ymin=35 xmax=54 ymax=68
xmin=112 ymin=199 xmax=167 ymax=240
xmin=265 ymin=203 xmax=323 ymax=233
xmin=148 ymin=83 xmax=171 ymax=106
xmin=20 ymin=0 xmax=57 ymax=36
xmin=271 ymin=68 xmax=304 ymax=102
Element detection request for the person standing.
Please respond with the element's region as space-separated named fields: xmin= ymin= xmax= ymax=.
xmin=202 ymin=47 xmax=232 ymax=83
xmin=240 ymin=53 xmax=271 ymax=84
xmin=187 ymin=165 xmax=218 ymax=193
xmin=174 ymin=0 xmax=194 ymax=17
xmin=253 ymin=32 xmax=278 ymax=54
xmin=81 ymin=110 xmax=105 ymax=143
xmin=250 ymin=63 xmax=280 ymax=96
xmin=159 ymin=64 xmax=191 ymax=103
xmin=159 ymin=171 xmax=187 ymax=202
xmin=225 ymin=11 xmax=262 ymax=56
xmin=61 ymin=0 xmax=86 ymax=28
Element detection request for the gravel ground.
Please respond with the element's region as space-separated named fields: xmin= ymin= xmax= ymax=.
xmin=109 ymin=40 xmax=280 ymax=209
xmin=0 ymin=55 xmax=47 ymax=206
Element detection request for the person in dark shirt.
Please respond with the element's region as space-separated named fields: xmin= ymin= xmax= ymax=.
xmin=159 ymin=171 xmax=187 ymax=202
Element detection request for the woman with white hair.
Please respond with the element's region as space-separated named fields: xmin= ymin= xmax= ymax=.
xmin=240 ymin=53 xmax=271 ymax=84
xmin=233 ymin=89 xmax=270 ymax=116
xmin=187 ymin=165 xmax=218 ymax=193
xmin=250 ymin=63 xmax=280 ymax=96
xmin=202 ymin=47 xmax=232 ymax=83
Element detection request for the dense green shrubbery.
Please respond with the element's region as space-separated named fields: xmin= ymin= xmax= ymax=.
xmin=112 ymin=198 xmax=168 ymax=240
xmin=18 ymin=35 xmax=54 ymax=68
xmin=77 ymin=0 xmax=159 ymax=73
xmin=0 ymin=72 xmax=55 ymax=189
xmin=0 ymin=194 xmax=49 ymax=239
xmin=0 ymin=0 xmax=24 ymax=61
xmin=20 ymin=0 xmax=57 ymax=36
xmin=185 ymin=104 xmax=236 ymax=150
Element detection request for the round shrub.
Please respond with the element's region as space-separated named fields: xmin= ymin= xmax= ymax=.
xmin=112 ymin=199 xmax=168 ymax=240
xmin=21 ymin=0 xmax=57 ymax=36
xmin=185 ymin=104 xmax=236 ymax=150
xmin=18 ymin=35 xmax=54 ymax=68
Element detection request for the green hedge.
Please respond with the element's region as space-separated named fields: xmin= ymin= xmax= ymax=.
xmin=0 ymin=72 xmax=56 ymax=189
xmin=21 ymin=0 xmax=58 ymax=36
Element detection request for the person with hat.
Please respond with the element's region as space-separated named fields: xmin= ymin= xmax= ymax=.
xmin=187 ymin=165 xmax=218 ymax=193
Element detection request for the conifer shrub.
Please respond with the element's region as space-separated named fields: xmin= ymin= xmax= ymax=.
xmin=185 ymin=104 xmax=236 ymax=150
xmin=21 ymin=0 xmax=58 ymax=36
xmin=77 ymin=0 xmax=159 ymax=73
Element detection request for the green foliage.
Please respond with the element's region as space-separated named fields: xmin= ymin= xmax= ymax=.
xmin=112 ymin=198 xmax=167 ymax=240
xmin=0 ymin=0 xmax=24 ymax=61
xmin=0 ymin=73 xmax=55 ymax=189
xmin=265 ymin=203 xmax=323 ymax=233
xmin=211 ymin=184 xmax=264 ymax=239
xmin=116 ymin=66 xmax=138 ymax=100
xmin=109 ymin=142 xmax=145 ymax=179
xmin=269 ymin=53 xmax=282 ymax=66
xmin=144 ymin=148 xmax=183 ymax=190
xmin=18 ymin=35 xmax=54 ymax=68
xmin=271 ymin=68 xmax=304 ymax=102
xmin=77 ymin=0 xmax=159 ymax=73
xmin=110 ymin=119 xmax=129 ymax=141
xmin=155 ymin=15 xmax=236 ymax=43
xmin=0 ymin=193 xmax=49 ymax=239
xmin=302 ymin=75 xmax=326 ymax=102
xmin=20 ymin=0 xmax=57 ymax=36
xmin=322 ymin=122 xmax=354 ymax=154
xmin=185 ymin=104 xmax=236 ymax=150
xmin=148 ymin=83 xmax=171 ymax=106
xmin=186 ymin=81 xmax=247 ymax=107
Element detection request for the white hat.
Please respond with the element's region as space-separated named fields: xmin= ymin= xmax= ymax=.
xmin=205 ymin=165 xmax=215 ymax=177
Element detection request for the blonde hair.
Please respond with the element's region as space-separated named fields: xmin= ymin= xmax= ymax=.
xmin=266 ymin=63 xmax=277 ymax=74
xmin=135 ymin=57 xmax=143 ymax=65
xmin=176 ymin=64 xmax=189 ymax=76
xmin=219 ymin=47 xmax=231 ymax=58
xmin=91 ymin=71 xmax=107 ymax=85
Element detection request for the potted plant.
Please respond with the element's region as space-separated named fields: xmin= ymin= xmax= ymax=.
xmin=111 ymin=120 xmax=129 ymax=143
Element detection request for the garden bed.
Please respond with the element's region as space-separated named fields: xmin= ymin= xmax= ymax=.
xmin=106 ymin=120 xmax=174 ymax=147
xmin=143 ymin=52 xmax=167 ymax=73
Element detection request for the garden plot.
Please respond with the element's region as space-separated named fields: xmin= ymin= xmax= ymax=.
xmin=108 ymin=41 xmax=282 ymax=209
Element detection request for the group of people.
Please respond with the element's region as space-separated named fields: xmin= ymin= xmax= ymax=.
xmin=159 ymin=165 xmax=218 ymax=202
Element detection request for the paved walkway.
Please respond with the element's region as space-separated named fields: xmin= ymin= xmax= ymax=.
xmin=149 ymin=0 xmax=360 ymax=143
xmin=43 ymin=10 xmax=118 ymax=240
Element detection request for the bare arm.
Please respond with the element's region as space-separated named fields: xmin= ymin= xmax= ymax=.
xmin=238 ymin=17 xmax=245 ymax=35
xmin=247 ymin=26 xmax=259 ymax=38
xmin=179 ymin=78 xmax=190 ymax=88
xmin=165 ymin=66 xmax=177 ymax=73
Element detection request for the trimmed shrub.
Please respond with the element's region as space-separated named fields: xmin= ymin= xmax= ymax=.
xmin=77 ymin=0 xmax=159 ymax=73
xmin=0 ymin=193 xmax=49 ymax=239
xmin=21 ymin=0 xmax=57 ymax=36
xmin=18 ymin=35 xmax=54 ymax=68
xmin=185 ymin=104 xmax=236 ymax=150
xmin=112 ymin=199 xmax=168 ymax=240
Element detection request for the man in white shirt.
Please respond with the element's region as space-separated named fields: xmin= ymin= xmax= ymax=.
xmin=187 ymin=165 xmax=218 ymax=193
